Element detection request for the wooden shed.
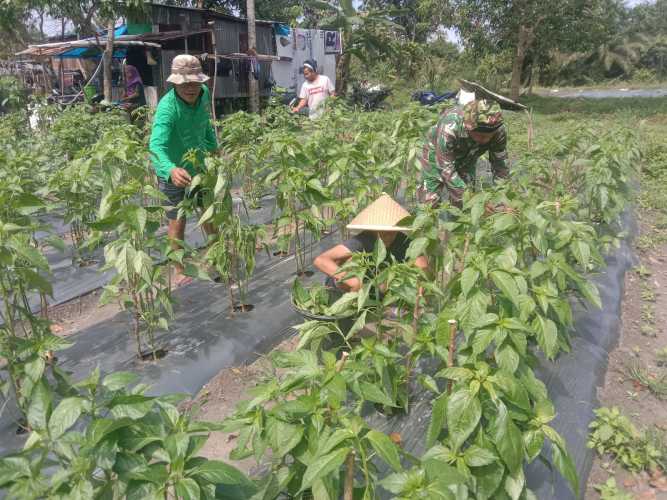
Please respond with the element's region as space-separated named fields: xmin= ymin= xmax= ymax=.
xmin=130 ymin=3 xmax=277 ymax=99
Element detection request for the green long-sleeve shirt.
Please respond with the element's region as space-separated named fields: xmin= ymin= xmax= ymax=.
xmin=149 ymin=85 xmax=218 ymax=181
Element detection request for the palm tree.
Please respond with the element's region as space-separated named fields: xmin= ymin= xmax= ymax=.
xmin=642 ymin=34 xmax=667 ymax=77
xmin=595 ymin=33 xmax=650 ymax=76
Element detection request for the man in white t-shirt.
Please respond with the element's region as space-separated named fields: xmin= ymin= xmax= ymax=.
xmin=291 ymin=59 xmax=336 ymax=119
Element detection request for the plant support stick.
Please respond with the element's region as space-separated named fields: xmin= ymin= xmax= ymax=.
xmin=344 ymin=450 xmax=355 ymax=500
xmin=447 ymin=319 xmax=458 ymax=394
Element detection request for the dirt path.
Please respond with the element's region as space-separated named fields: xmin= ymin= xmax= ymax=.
xmin=586 ymin=216 xmax=667 ymax=499
xmin=47 ymin=290 xmax=121 ymax=337
xmin=192 ymin=336 xmax=299 ymax=473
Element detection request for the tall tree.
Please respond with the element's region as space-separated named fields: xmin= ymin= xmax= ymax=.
xmin=625 ymin=0 xmax=667 ymax=37
xmin=313 ymin=0 xmax=403 ymax=94
xmin=362 ymin=0 xmax=452 ymax=43
xmin=453 ymin=0 xmax=624 ymax=99
xmin=170 ymin=0 xmax=304 ymax=24
xmin=88 ymin=0 xmax=144 ymax=101
xmin=0 ymin=0 xmax=36 ymax=48
xmin=246 ymin=0 xmax=259 ymax=112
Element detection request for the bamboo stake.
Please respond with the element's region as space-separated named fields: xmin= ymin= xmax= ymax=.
xmin=336 ymin=351 xmax=350 ymax=373
xmin=344 ymin=450 xmax=355 ymax=500
xmin=447 ymin=319 xmax=458 ymax=394
xmin=458 ymin=234 xmax=470 ymax=274
xmin=526 ymin=108 xmax=534 ymax=151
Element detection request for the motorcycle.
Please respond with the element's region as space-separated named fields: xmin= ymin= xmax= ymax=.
xmin=411 ymin=90 xmax=458 ymax=106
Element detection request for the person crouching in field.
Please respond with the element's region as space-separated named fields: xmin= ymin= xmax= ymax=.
xmin=149 ymin=54 xmax=218 ymax=287
xmin=417 ymin=98 xmax=509 ymax=210
xmin=313 ymin=194 xmax=428 ymax=292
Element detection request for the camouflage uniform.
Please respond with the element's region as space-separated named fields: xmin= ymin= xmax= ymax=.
xmin=418 ymin=99 xmax=508 ymax=206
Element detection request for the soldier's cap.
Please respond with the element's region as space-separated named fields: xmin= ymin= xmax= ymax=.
xmin=463 ymin=99 xmax=503 ymax=133
xmin=166 ymin=54 xmax=209 ymax=84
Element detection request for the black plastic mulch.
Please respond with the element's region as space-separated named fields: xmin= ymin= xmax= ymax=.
xmin=366 ymin=217 xmax=636 ymax=500
xmin=3 ymin=194 xmax=278 ymax=319
xmin=0 ymin=211 xmax=636 ymax=500
xmin=0 ymin=230 xmax=334 ymax=457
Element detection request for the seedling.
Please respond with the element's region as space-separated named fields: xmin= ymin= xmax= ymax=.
xmin=656 ymin=347 xmax=667 ymax=367
xmin=634 ymin=264 xmax=652 ymax=278
xmin=626 ymin=361 xmax=667 ymax=399
xmin=588 ymin=406 xmax=662 ymax=472
xmin=641 ymin=282 xmax=656 ymax=302
xmin=594 ymin=477 xmax=632 ymax=500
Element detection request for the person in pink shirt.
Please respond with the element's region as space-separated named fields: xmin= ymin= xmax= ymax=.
xmin=291 ymin=59 xmax=336 ymax=119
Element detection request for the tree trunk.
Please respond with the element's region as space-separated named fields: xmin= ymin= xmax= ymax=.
xmin=527 ymin=62 xmax=534 ymax=96
xmin=246 ymin=0 xmax=259 ymax=113
xmin=103 ymin=19 xmax=116 ymax=103
xmin=335 ymin=50 xmax=351 ymax=96
xmin=60 ymin=19 xmax=66 ymax=97
xmin=39 ymin=11 xmax=45 ymax=40
xmin=510 ymin=24 xmax=533 ymax=100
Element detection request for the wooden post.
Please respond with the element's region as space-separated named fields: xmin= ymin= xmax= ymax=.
xmin=60 ymin=18 xmax=65 ymax=99
xmin=208 ymin=21 xmax=219 ymax=135
xmin=103 ymin=19 xmax=116 ymax=103
xmin=344 ymin=451 xmax=355 ymax=500
xmin=246 ymin=0 xmax=259 ymax=113
xmin=447 ymin=319 xmax=457 ymax=394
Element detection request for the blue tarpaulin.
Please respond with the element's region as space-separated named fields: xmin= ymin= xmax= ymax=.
xmin=57 ymin=47 xmax=127 ymax=59
xmin=274 ymin=23 xmax=291 ymax=36
xmin=56 ymin=25 xmax=128 ymax=59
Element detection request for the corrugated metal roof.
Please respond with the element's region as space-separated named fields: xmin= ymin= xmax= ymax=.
xmin=137 ymin=29 xmax=213 ymax=41
xmin=17 ymin=39 xmax=161 ymax=58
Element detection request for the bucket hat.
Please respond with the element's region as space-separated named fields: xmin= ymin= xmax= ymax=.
xmin=346 ymin=193 xmax=412 ymax=232
xmin=166 ymin=54 xmax=210 ymax=84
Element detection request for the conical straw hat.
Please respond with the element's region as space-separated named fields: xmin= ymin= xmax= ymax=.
xmin=346 ymin=193 xmax=412 ymax=232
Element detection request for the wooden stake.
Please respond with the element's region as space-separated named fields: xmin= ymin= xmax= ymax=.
xmin=344 ymin=450 xmax=355 ymax=500
xmin=447 ymin=319 xmax=457 ymax=394
xmin=526 ymin=108 xmax=534 ymax=151
xmin=336 ymin=351 xmax=349 ymax=373
xmin=246 ymin=0 xmax=259 ymax=113
xmin=458 ymin=234 xmax=470 ymax=274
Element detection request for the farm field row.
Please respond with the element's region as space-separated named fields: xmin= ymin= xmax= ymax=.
xmin=0 ymin=95 xmax=665 ymax=499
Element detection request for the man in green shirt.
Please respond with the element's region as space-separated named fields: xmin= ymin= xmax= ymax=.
xmin=149 ymin=54 xmax=218 ymax=286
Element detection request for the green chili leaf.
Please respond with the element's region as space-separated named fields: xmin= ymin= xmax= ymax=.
xmin=300 ymin=447 xmax=350 ymax=492
xmin=366 ymin=430 xmax=402 ymax=472
xmin=447 ymin=389 xmax=481 ymax=451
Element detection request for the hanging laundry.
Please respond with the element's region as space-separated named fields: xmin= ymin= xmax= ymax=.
xmin=217 ymin=59 xmax=233 ymax=77
xmin=250 ymin=57 xmax=260 ymax=81
xmin=324 ymin=31 xmax=342 ymax=54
